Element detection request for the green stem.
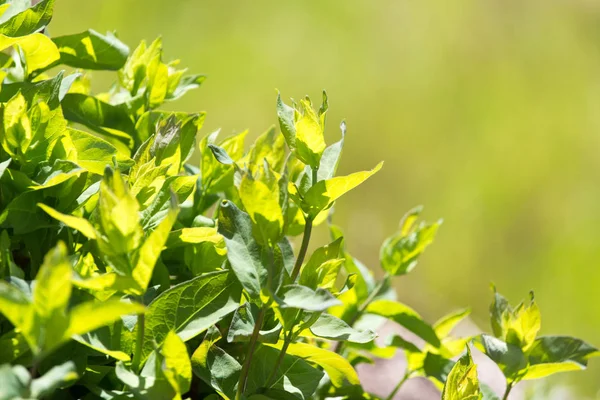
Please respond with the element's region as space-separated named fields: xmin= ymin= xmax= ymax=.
xmin=333 ymin=273 xmax=390 ymax=354
xmin=291 ymin=217 xmax=313 ymax=281
xmin=385 ymin=370 xmax=411 ymax=400
xmin=265 ymin=332 xmax=292 ymax=387
xmin=236 ymin=306 xmax=267 ymax=400
xmin=502 ymin=381 xmax=515 ymax=400
xmin=132 ymin=312 xmax=145 ymax=373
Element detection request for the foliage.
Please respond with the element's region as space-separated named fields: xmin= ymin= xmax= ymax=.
xmin=0 ymin=2 xmax=596 ymax=399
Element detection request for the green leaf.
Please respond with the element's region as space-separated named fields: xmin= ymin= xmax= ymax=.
xmin=166 ymin=227 xmax=222 ymax=248
xmin=268 ymin=341 xmax=360 ymax=389
xmin=238 ymin=161 xmax=287 ymax=245
xmin=142 ymin=270 xmax=241 ymax=361
xmin=0 ymin=364 xmax=29 ymax=400
xmin=299 ymin=237 xmax=344 ymax=290
xmin=67 ymin=299 xmax=145 ymax=337
xmin=489 ymin=288 xmax=541 ymax=351
xmin=167 ymin=74 xmax=205 ymax=101
xmin=161 ymin=331 xmax=192 ymax=395
xmin=317 ymin=122 xmax=344 ymax=181
xmin=365 ymin=299 xmax=440 ymax=347
xmin=294 ymin=97 xmax=326 ymax=168
xmin=38 ymin=203 xmax=98 ymax=239
xmin=0 ymin=32 xmax=60 ymax=73
xmin=59 ymin=128 xmax=133 ymax=175
xmin=61 ymin=93 xmax=135 ymax=143
xmin=131 ymin=197 xmax=178 ymax=293
xmin=309 ymin=313 xmax=376 ymax=344
xmin=191 ymin=325 xmax=240 ymax=399
xmin=475 ymin=334 xmax=527 ymax=380
xmin=73 ymin=326 xmax=131 ymax=361
xmin=30 ymin=360 xmax=78 ymax=398
xmin=246 ymin=343 xmax=323 ymax=398
xmin=208 ymin=143 xmax=234 ymax=165
xmin=0 ymin=0 xmax=54 ymax=37
xmin=480 ymin=384 xmax=501 ymax=400
xmin=380 ymin=207 xmax=441 ymax=276
xmin=298 ymin=161 xmax=383 ymax=218
xmin=276 ymin=92 xmax=296 ymax=151
xmin=246 ymin=126 xmax=286 ymax=173
xmin=52 ymin=29 xmax=129 ymax=70
xmin=441 ymin=346 xmax=482 ymax=400
xmin=227 ymin=303 xmax=281 ymax=344
xmin=522 ymin=336 xmax=599 ymax=380
xmin=31 ymin=242 xmax=72 ymax=353
xmin=0 ymin=284 xmax=32 ymax=349
xmin=218 ymin=200 xmax=267 ymax=299
xmin=423 ymin=352 xmax=455 ymax=385
xmin=434 ymin=308 xmax=471 ymax=339
xmin=0 ymin=330 xmax=29 ymax=363
xmin=278 ymin=284 xmax=341 ymax=312
xmin=97 ymin=168 xmax=143 ymax=259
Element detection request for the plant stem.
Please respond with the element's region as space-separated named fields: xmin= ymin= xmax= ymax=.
xmin=291 ymin=216 xmax=313 ymax=281
xmin=265 ymin=332 xmax=292 ymax=387
xmin=502 ymin=381 xmax=515 ymax=400
xmin=236 ymin=306 xmax=267 ymax=400
xmin=385 ymin=371 xmax=411 ymax=400
xmin=333 ymin=273 xmax=390 ymax=354
xmin=132 ymin=312 xmax=145 ymax=373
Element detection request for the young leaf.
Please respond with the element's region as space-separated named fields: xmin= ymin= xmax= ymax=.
xmin=434 ymin=308 xmax=471 ymax=339
xmin=131 ymin=197 xmax=179 ymax=293
xmin=298 ymin=161 xmax=383 ymax=218
xmin=489 ymin=288 xmax=541 ymax=351
xmin=442 ymin=346 xmax=482 ymax=400
xmin=380 ymin=207 xmax=442 ymax=276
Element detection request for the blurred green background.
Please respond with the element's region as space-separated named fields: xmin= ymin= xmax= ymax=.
xmin=52 ymin=0 xmax=600 ymax=395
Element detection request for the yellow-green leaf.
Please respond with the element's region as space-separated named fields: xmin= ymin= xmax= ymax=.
xmin=300 ymin=161 xmax=383 ymax=218
xmin=442 ymin=346 xmax=482 ymax=400
xmin=38 ymin=203 xmax=98 ymax=239
xmin=162 ymin=331 xmax=192 ymax=395
xmin=267 ymin=341 xmax=360 ymax=388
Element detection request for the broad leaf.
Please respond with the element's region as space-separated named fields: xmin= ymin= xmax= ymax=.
xmin=309 ymin=313 xmax=376 ymax=344
xmin=142 ymin=270 xmax=241 ymax=360
xmin=522 ymin=336 xmax=599 ymax=380
xmin=218 ymin=200 xmax=267 ymax=299
xmin=52 ymin=29 xmax=129 ymax=70
xmin=366 ymin=299 xmax=440 ymax=347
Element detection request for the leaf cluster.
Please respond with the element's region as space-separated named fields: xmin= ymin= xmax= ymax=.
xmin=0 ymin=2 xmax=596 ymax=400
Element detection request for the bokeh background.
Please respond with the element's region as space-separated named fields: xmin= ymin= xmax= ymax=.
xmin=52 ymin=0 xmax=600 ymax=396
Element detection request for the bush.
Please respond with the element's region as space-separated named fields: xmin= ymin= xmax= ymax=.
xmin=0 ymin=2 xmax=597 ymax=399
